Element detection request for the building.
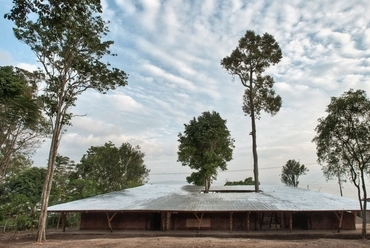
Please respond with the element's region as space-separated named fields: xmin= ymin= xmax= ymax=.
xmin=47 ymin=183 xmax=360 ymax=232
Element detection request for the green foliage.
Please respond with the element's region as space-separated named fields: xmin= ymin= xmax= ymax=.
xmin=0 ymin=66 xmax=47 ymax=184
xmin=280 ymin=159 xmax=308 ymax=187
xmin=224 ymin=177 xmax=255 ymax=186
xmin=5 ymin=1 xmax=128 ymax=240
xmin=70 ymin=142 xmax=150 ymax=197
xmin=178 ymin=111 xmax=235 ymax=193
xmin=0 ymin=167 xmax=53 ymax=230
xmin=51 ymin=155 xmax=76 ymax=204
xmin=221 ymin=30 xmax=282 ymax=119
xmin=221 ymin=30 xmax=282 ymax=192
xmin=312 ymin=89 xmax=370 ymax=239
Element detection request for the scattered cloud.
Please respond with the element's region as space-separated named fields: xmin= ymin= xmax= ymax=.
xmin=1 ymin=0 xmax=369 ymax=198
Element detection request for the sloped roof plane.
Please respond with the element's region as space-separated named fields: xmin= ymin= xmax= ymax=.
xmin=47 ymin=184 xmax=360 ymax=213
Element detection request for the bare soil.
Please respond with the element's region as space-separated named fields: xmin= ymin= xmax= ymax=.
xmin=1 ymin=229 xmax=369 ymax=248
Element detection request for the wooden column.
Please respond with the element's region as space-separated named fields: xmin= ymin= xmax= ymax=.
xmin=335 ymin=211 xmax=344 ymax=233
xmin=61 ymin=212 xmax=66 ymax=232
xmin=247 ymin=212 xmax=250 ymax=232
xmin=193 ymin=213 xmax=204 ymax=232
xmin=106 ymin=212 xmax=117 ymax=232
xmin=229 ymin=212 xmax=233 ymax=232
xmin=289 ymin=212 xmax=293 ymax=233
xmin=166 ymin=212 xmax=171 ymax=231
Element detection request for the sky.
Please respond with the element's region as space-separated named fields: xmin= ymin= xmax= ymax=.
xmin=1 ymin=0 xmax=370 ymax=199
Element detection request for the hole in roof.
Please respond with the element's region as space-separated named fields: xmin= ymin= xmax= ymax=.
xmin=200 ymin=190 xmax=260 ymax=193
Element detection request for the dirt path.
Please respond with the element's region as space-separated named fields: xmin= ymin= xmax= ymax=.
xmin=1 ymin=230 xmax=369 ymax=248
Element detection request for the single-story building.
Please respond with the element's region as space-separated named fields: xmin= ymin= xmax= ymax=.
xmin=47 ymin=183 xmax=361 ymax=232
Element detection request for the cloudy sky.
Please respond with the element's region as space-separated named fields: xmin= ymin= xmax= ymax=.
xmin=1 ymin=0 xmax=370 ymax=198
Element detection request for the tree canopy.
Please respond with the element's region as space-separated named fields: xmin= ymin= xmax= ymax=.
xmin=312 ymin=89 xmax=370 ymax=239
xmin=71 ymin=142 xmax=150 ymax=196
xmin=221 ymin=30 xmax=282 ymax=192
xmin=5 ymin=0 xmax=128 ymax=241
xmin=224 ymin=177 xmax=255 ymax=186
xmin=0 ymin=66 xmax=47 ymax=185
xmin=280 ymin=159 xmax=308 ymax=187
xmin=178 ymin=111 xmax=234 ymax=193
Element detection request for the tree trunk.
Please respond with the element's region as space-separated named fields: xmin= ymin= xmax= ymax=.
xmin=360 ymin=170 xmax=367 ymax=240
xmin=249 ymin=72 xmax=259 ymax=193
xmin=204 ymin=176 xmax=210 ymax=193
xmin=35 ymin=116 xmax=62 ymax=242
xmin=337 ymin=172 xmax=343 ymax=197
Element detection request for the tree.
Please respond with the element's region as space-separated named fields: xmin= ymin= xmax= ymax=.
xmin=221 ymin=30 xmax=282 ymax=192
xmin=321 ymin=155 xmax=347 ymax=197
xmin=52 ymin=155 xmax=76 ymax=204
xmin=177 ymin=111 xmax=235 ymax=193
xmin=71 ymin=142 xmax=149 ymax=197
xmin=312 ymin=89 xmax=370 ymax=239
xmin=224 ymin=177 xmax=255 ymax=186
xmin=0 ymin=167 xmax=55 ymax=230
xmin=280 ymin=159 xmax=308 ymax=187
xmin=5 ymin=1 xmax=128 ymax=242
xmin=0 ymin=66 xmax=47 ymax=185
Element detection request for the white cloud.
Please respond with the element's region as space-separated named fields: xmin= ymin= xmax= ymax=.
xmin=1 ymin=0 xmax=370 ymax=197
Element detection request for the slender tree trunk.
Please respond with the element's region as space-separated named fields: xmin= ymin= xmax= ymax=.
xmin=36 ymin=115 xmax=62 ymax=242
xmin=360 ymin=170 xmax=367 ymax=240
xmin=249 ymin=72 xmax=259 ymax=192
xmin=204 ymin=176 xmax=210 ymax=193
xmin=337 ymin=171 xmax=343 ymax=197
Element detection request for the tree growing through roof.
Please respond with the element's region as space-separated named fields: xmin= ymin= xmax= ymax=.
xmin=70 ymin=142 xmax=150 ymax=197
xmin=221 ymin=30 xmax=282 ymax=192
xmin=280 ymin=159 xmax=308 ymax=187
xmin=177 ymin=111 xmax=234 ymax=193
xmin=312 ymin=89 xmax=370 ymax=240
xmin=5 ymin=0 xmax=128 ymax=242
xmin=0 ymin=66 xmax=47 ymax=185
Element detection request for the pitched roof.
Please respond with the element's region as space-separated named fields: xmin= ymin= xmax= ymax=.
xmin=47 ymin=183 xmax=361 ymax=212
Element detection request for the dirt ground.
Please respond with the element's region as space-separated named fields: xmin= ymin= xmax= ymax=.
xmin=1 ymin=229 xmax=370 ymax=248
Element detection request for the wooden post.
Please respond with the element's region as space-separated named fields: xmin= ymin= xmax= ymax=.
xmin=106 ymin=212 xmax=117 ymax=232
xmin=247 ymin=212 xmax=250 ymax=232
xmin=289 ymin=212 xmax=293 ymax=233
xmin=280 ymin=212 xmax=285 ymax=229
xmin=61 ymin=212 xmax=66 ymax=232
xmin=229 ymin=212 xmax=233 ymax=232
xmin=166 ymin=212 xmax=171 ymax=231
xmin=335 ymin=211 xmax=344 ymax=233
xmin=193 ymin=213 xmax=204 ymax=232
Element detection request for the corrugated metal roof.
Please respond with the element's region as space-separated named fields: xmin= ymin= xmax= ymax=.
xmin=47 ymin=184 xmax=361 ymax=212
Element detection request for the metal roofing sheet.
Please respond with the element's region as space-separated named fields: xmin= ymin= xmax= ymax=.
xmin=47 ymin=184 xmax=361 ymax=212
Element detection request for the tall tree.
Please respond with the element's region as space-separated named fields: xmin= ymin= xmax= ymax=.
xmin=321 ymin=155 xmax=347 ymax=197
xmin=5 ymin=0 xmax=128 ymax=242
xmin=177 ymin=111 xmax=235 ymax=193
xmin=0 ymin=66 xmax=47 ymax=185
xmin=71 ymin=142 xmax=149 ymax=197
xmin=313 ymin=89 xmax=370 ymax=240
xmin=221 ymin=30 xmax=282 ymax=192
xmin=280 ymin=159 xmax=308 ymax=187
